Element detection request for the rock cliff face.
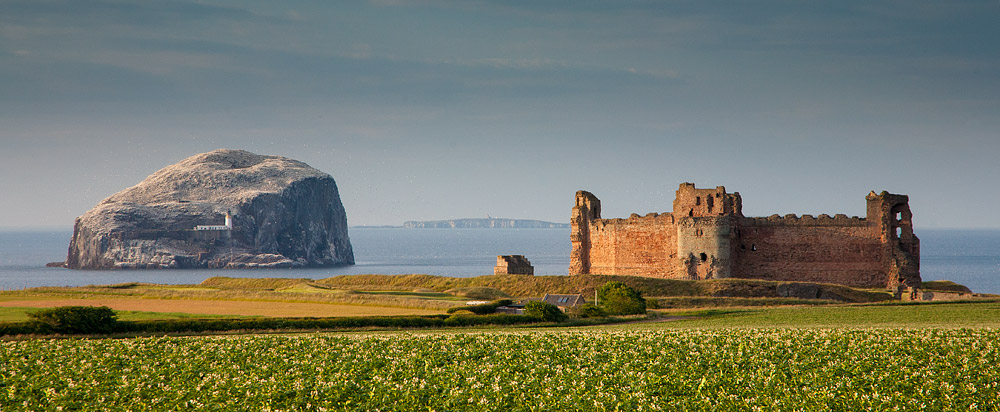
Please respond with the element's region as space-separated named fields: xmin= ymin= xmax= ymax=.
xmin=66 ymin=149 xmax=354 ymax=269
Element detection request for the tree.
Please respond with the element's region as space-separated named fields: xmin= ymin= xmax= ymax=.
xmin=597 ymin=281 xmax=646 ymax=315
xmin=28 ymin=306 xmax=119 ymax=334
xmin=523 ymin=301 xmax=568 ymax=322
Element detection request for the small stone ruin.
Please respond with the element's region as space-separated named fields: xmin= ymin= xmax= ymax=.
xmin=494 ymin=255 xmax=533 ymax=275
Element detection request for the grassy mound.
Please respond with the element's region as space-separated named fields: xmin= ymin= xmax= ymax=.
xmin=315 ymin=274 xmax=703 ymax=298
xmin=310 ymin=274 xmax=892 ymax=303
xmin=921 ymin=280 xmax=973 ymax=294
xmin=650 ymin=296 xmax=838 ymax=309
xmin=200 ymin=277 xmax=314 ymax=290
xmin=702 ymin=279 xmax=890 ymax=303
xmin=444 ymin=287 xmax=510 ymax=300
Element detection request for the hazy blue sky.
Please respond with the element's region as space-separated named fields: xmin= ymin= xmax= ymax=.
xmin=1 ymin=1 xmax=998 ymax=229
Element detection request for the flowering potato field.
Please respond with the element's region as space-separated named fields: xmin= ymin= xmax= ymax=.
xmin=2 ymin=329 xmax=998 ymax=411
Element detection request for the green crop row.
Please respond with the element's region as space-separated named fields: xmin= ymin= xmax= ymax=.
xmin=2 ymin=329 xmax=997 ymax=411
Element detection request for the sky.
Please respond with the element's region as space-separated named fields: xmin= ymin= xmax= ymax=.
xmin=1 ymin=0 xmax=998 ymax=229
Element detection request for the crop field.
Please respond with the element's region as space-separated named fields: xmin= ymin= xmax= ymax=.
xmin=3 ymin=329 xmax=998 ymax=411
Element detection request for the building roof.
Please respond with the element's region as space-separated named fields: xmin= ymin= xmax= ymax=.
xmin=542 ymin=294 xmax=586 ymax=307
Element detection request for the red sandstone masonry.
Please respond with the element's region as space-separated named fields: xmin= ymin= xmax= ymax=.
xmin=569 ymin=184 xmax=920 ymax=289
xmin=733 ymin=225 xmax=885 ymax=288
xmin=587 ymin=215 xmax=679 ymax=278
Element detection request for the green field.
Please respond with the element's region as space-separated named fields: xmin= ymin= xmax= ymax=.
xmin=0 ymin=274 xmax=906 ymax=323
xmin=2 ymin=275 xmax=997 ymax=410
xmin=2 ymin=328 xmax=998 ymax=411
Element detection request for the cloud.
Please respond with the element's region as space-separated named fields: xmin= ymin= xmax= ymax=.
xmin=0 ymin=1 xmax=683 ymax=118
xmin=0 ymin=0 xmax=269 ymax=29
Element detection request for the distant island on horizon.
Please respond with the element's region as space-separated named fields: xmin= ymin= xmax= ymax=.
xmin=364 ymin=218 xmax=569 ymax=229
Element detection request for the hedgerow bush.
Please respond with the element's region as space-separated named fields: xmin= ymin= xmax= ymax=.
xmin=0 ymin=322 xmax=36 ymax=336
xmin=28 ymin=306 xmax=119 ymax=334
xmin=597 ymin=281 xmax=647 ymax=315
xmin=1 ymin=312 xmax=557 ymax=336
xmin=523 ymin=301 xmax=567 ymax=322
xmin=444 ymin=314 xmax=539 ymax=327
xmin=447 ymin=299 xmax=513 ymax=315
xmin=569 ymin=303 xmax=607 ymax=318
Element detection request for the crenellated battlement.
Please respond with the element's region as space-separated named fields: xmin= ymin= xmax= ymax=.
xmin=741 ymin=214 xmax=867 ymax=227
xmin=591 ymin=212 xmax=676 ymax=226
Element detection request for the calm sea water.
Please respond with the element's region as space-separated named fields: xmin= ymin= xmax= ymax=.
xmin=0 ymin=228 xmax=998 ymax=294
xmin=0 ymin=228 xmax=571 ymax=290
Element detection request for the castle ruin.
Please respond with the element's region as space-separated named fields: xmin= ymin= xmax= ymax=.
xmin=495 ymin=255 xmax=534 ymax=275
xmin=570 ymin=183 xmax=920 ymax=289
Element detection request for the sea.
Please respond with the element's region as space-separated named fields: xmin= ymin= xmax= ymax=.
xmin=1 ymin=228 xmax=998 ymax=294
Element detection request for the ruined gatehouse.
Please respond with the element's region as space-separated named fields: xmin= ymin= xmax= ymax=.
xmin=570 ymin=183 xmax=920 ymax=289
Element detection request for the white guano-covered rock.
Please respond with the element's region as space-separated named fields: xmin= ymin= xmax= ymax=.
xmin=66 ymin=149 xmax=354 ymax=269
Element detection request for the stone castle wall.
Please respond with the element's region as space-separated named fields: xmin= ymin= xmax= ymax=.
xmin=731 ymin=223 xmax=885 ymax=288
xmin=569 ymin=184 xmax=921 ymax=289
xmin=586 ymin=213 xmax=680 ymax=278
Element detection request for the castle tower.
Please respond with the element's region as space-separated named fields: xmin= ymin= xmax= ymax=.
xmin=569 ymin=191 xmax=600 ymax=275
xmin=673 ymin=184 xmax=740 ymax=279
xmin=866 ymin=191 xmax=920 ymax=288
xmin=676 ymin=217 xmax=733 ymax=280
xmin=672 ymin=183 xmax=743 ymax=218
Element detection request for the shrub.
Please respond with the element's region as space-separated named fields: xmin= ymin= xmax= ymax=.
xmin=28 ymin=306 xmax=119 ymax=334
xmin=523 ymin=301 xmax=567 ymax=322
xmin=570 ymin=303 xmax=607 ymax=319
xmin=597 ymin=281 xmax=647 ymax=315
xmin=447 ymin=299 xmax=513 ymax=315
xmin=444 ymin=313 xmax=474 ymax=326
xmin=449 ymin=309 xmax=476 ymax=316
xmin=0 ymin=322 xmax=37 ymax=336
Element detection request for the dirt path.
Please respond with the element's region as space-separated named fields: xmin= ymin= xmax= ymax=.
xmin=0 ymin=298 xmax=443 ymax=317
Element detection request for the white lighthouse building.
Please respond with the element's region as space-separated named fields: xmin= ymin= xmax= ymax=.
xmin=195 ymin=211 xmax=232 ymax=231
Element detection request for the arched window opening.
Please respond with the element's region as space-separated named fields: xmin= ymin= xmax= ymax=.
xmin=699 ymin=253 xmax=707 ymax=262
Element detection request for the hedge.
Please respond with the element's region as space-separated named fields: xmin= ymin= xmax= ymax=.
xmin=446 ymin=299 xmax=514 ymax=315
xmin=0 ymin=313 xmax=544 ymax=337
